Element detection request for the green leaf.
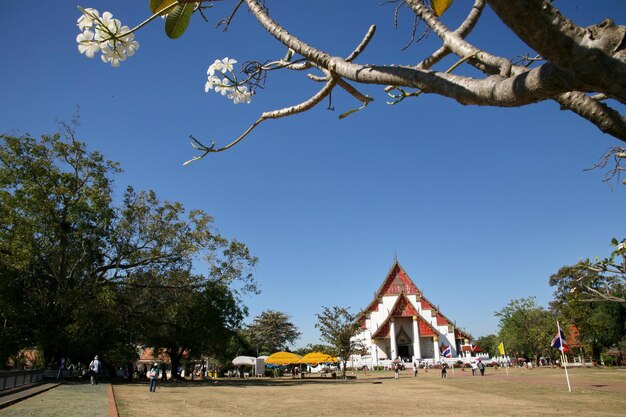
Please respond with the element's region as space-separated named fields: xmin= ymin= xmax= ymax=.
xmin=151 ymin=0 xmax=178 ymax=16
xmin=431 ymin=0 xmax=454 ymax=17
xmin=165 ymin=3 xmax=194 ymax=39
xmin=611 ymin=237 xmax=619 ymax=246
xmin=339 ymin=101 xmax=370 ymax=120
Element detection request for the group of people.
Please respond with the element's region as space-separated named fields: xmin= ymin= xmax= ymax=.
xmin=86 ymin=356 xmax=163 ymax=392
xmin=396 ymin=358 xmax=488 ymax=379
xmin=471 ymin=359 xmax=487 ymax=376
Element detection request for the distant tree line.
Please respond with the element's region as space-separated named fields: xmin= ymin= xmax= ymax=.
xmin=476 ymin=265 xmax=625 ymax=364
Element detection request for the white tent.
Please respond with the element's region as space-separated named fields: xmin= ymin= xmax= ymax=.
xmin=232 ymin=356 xmax=256 ymax=366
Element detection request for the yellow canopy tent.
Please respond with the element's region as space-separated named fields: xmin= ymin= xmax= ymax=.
xmin=265 ymin=352 xmax=302 ymax=366
xmin=299 ymin=352 xmax=338 ymax=366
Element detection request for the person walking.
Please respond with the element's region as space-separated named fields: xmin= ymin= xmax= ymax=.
xmin=89 ymin=356 xmax=101 ymax=385
xmin=477 ymin=359 xmax=486 ymax=376
xmin=470 ymin=360 xmax=478 ymax=376
xmin=413 ymin=360 xmax=418 ymax=377
xmin=441 ymin=362 xmax=447 ymax=379
xmin=149 ymin=363 xmax=160 ymax=392
xmin=56 ymin=357 xmax=65 ymax=380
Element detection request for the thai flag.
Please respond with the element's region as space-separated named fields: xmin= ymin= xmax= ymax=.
xmin=551 ymin=323 xmax=569 ymax=353
xmin=442 ymin=345 xmax=452 ymax=358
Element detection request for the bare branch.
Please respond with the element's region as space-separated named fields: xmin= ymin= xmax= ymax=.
xmin=346 ymin=25 xmax=377 ymax=62
xmin=414 ymin=0 xmax=486 ymax=70
xmin=216 ymin=0 xmax=245 ymax=32
xmin=185 ymin=76 xmax=339 ymax=163
xmin=405 ymin=0 xmax=513 ymax=77
xmin=583 ymin=145 xmax=626 ymax=187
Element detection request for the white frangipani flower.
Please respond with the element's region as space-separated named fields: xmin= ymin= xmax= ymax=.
xmin=207 ymin=59 xmax=224 ymax=76
xmin=75 ymin=7 xmax=139 ymax=67
xmin=215 ymin=78 xmax=232 ymax=96
xmin=99 ymin=11 xmax=115 ymax=30
xmin=100 ymin=44 xmax=126 ymax=67
xmin=204 ymin=57 xmax=253 ymax=104
xmin=228 ymin=86 xmax=253 ymax=104
xmin=220 ymin=57 xmax=237 ymax=73
xmin=77 ymin=8 xmax=99 ymax=30
xmin=204 ymin=75 xmax=221 ymax=93
xmin=76 ymin=30 xmax=100 ymax=58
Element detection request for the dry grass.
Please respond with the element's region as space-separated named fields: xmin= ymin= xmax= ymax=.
xmin=113 ymin=367 xmax=626 ymax=417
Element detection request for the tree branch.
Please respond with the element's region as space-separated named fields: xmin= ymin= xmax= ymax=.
xmin=487 ymin=0 xmax=626 ymax=103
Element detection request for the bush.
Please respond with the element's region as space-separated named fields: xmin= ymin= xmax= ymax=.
xmin=601 ymin=353 xmax=616 ymax=366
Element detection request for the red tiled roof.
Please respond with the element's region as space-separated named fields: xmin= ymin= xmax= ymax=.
xmin=390 ymin=294 xmax=419 ymax=317
xmin=418 ymin=318 xmax=437 ymax=336
xmin=372 ymin=321 xmax=390 ymax=338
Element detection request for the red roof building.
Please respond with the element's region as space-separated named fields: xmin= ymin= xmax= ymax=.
xmin=353 ymin=261 xmax=472 ymax=364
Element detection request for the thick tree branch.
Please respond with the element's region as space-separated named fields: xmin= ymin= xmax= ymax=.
xmin=555 ymin=92 xmax=626 ymax=141
xmin=242 ymin=0 xmax=626 ymax=142
xmin=487 ymin=0 xmax=626 ymax=103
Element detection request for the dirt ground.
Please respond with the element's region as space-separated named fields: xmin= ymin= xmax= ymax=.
xmin=113 ymin=367 xmax=626 ymax=417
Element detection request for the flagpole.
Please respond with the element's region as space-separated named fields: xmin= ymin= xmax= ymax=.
xmin=499 ymin=342 xmax=509 ymax=375
xmin=557 ymin=320 xmax=572 ymax=392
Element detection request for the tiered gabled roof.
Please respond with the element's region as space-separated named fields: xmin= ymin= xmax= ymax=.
xmin=378 ymin=261 xmax=420 ymax=296
xmin=357 ymin=261 xmax=419 ymax=323
xmin=357 ymin=261 xmax=472 ymax=339
xmin=455 ymin=328 xmax=472 ymax=340
xmin=390 ymin=293 xmax=419 ymax=317
xmin=371 ymin=294 xmax=438 ymax=338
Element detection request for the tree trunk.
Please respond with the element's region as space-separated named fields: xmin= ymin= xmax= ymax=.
xmin=591 ymin=341 xmax=601 ymax=363
xmin=167 ymin=348 xmax=184 ymax=380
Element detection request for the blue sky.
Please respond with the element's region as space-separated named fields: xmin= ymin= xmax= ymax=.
xmin=1 ymin=1 xmax=625 ymax=347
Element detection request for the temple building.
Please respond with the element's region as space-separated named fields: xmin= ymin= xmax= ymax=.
xmin=353 ymin=261 xmax=472 ymax=364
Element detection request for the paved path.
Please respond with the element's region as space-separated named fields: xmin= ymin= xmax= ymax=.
xmin=0 ymin=382 xmax=114 ymax=417
xmin=0 ymin=383 xmax=62 ymax=409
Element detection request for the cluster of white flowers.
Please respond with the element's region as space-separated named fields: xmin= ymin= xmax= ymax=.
xmin=205 ymin=58 xmax=253 ymax=104
xmin=76 ymin=8 xmax=139 ymax=67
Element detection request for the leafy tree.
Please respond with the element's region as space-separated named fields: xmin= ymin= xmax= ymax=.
xmin=243 ymin=310 xmax=301 ymax=355
xmin=293 ymin=344 xmax=334 ymax=357
xmin=0 ymin=264 xmax=25 ymax=365
xmin=0 ymin=132 xmax=120 ymax=364
xmin=550 ymin=264 xmax=626 ymax=361
xmin=315 ymin=306 xmax=364 ymax=379
xmin=474 ymin=334 xmax=499 ymax=358
xmin=576 ymin=238 xmax=626 ymax=302
xmin=135 ymin=270 xmax=248 ymax=377
xmin=495 ymin=297 xmax=556 ymax=361
xmin=75 ymin=1 xmax=626 ymax=174
xmin=0 ymin=130 xmax=257 ymax=365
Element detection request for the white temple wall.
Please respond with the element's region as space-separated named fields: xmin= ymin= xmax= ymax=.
xmin=378 ymin=341 xmax=390 ymax=360
xmin=439 ymin=331 xmax=456 ymax=356
xmin=381 ymin=296 xmax=398 ymax=319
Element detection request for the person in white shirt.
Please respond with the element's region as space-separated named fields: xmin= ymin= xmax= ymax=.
xmin=89 ymin=356 xmax=101 ymax=385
